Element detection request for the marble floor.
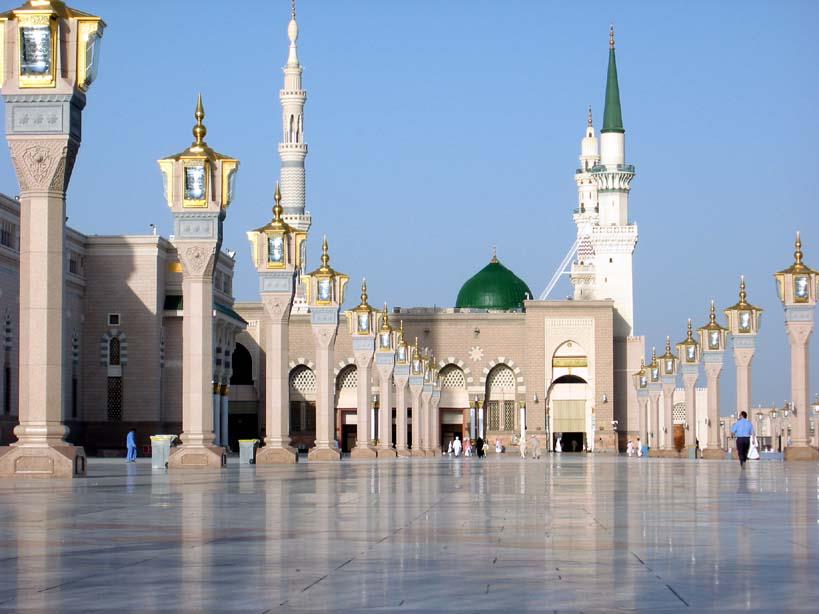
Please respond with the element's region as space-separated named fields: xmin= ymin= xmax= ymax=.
xmin=0 ymin=455 xmax=817 ymax=612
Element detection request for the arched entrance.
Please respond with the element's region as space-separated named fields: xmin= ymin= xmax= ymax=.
xmin=289 ymin=365 xmax=316 ymax=452
xmin=439 ymin=364 xmax=467 ymax=449
xmin=549 ymin=340 xmax=591 ymax=452
xmin=229 ymin=342 xmax=257 ymax=450
xmin=485 ymin=364 xmax=516 ymax=438
xmin=672 ymin=402 xmax=686 ymax=451
xmin=335 ymin=365 xmax=357 ymax=453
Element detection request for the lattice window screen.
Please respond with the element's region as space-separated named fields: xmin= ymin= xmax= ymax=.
xmin=487 ymin=366 xmax=515 ymax=392
xmin=503 ymin=400 xmax=515 ymax=431
xmin=107 ymin=377 xmax=123 ymax=421
xmin=440 ymin=365 xmax=466 ymax=390
xmin=337 ymin=366 xmax=357 ymax=390
xmin=290 ymin=366 xmax=316 ymax=393
xmin=488 ymin=400 xmax=500 ymax=431
xmin=673 ymin=403 xmax=686 ymax=425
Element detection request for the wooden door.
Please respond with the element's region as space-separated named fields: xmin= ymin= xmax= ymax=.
xmin=673 ymin=424 xmax=685 ymax=451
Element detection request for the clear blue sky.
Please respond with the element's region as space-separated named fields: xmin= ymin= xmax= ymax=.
xmin=1 ymin=0 xmax=818 ymax=415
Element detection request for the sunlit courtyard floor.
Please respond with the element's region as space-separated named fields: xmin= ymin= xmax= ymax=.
xmin=0 ymin=454 xmax=817 ymax=612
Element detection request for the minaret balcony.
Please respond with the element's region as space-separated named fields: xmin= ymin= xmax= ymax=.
xmin=279 ymin=143 xmax=308 ymax=153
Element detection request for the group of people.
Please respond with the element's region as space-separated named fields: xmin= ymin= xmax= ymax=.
xmin=446 ymin=436 xmax=487 ymax=458
xmin=624 ymin=411 xmax=761 ymax=468
xmin=517 ymin=435 xmax=543 ymax=459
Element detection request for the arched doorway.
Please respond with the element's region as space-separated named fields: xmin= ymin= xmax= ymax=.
xmin=335 ymin=365 xmax=357 ymax=453
xmin=289 ymin=365 xmax=316 ymax=452
xmin=229 ymin=342 xmax=257 ymax=450
xmin=549 ymin=340 xmax=590 ymax=452
xmin=485 ymin=364 xmax=516 ymax=438
xmin=673 ymin=402 xmax=686 ymax=451
xmin=439 ymin=364 xmax=467 ymax=449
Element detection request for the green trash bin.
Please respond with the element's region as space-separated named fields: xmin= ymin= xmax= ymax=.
xmin=238 ymin=439 xmax=259 ymax=464
xmin=150 ymin=435 xmax=177 ymax=469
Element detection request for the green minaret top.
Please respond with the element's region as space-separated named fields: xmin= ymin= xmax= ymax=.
xmin=602 ymin=25 xmax=624 ymax=134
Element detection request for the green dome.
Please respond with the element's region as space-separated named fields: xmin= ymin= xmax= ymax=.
xmin=455 ymin=257 xmax=533 ymax=311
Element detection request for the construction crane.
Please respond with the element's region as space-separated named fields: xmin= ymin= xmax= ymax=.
xmin=538 ymin=223 xmax=592 ymax=300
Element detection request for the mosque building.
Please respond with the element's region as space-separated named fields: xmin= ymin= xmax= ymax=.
xmin=2 ymin=0 xmax=757 ymax=472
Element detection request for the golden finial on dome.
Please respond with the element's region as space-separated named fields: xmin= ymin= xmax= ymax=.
xmin=192 ymin=94 xmax=207 ymax=147
xmin=687 ymin=318 xmax=694 ymax=340
xmin=609 ymin=24 xmax=615 ymax=49
xmin=587 ymin=105 xmax=593 ymax=127
xmin=380 ymin=302 xmax=392 ymax=332
xmin=665 ymin=336 xmax=671 ymax=354
xmin=360 ymin=278 xmax=369 ymax=306
xmin=273 ymin=181 xmax=283 ymax=220
xmin=738 ymin=274 xmax=748 ymax=306
xmin=709 ymin=299 xmax=717 ymax=324
xmin=651 ymin=346 xmax=657 ymax=364
xmin=320 ymin=235 xmax=330 ymax=268
xmin=794 ymin=230 xmax=804 ymax=268
xmin=491 ymin=245 xmax=498 ymax=264
xmin=291 ymin=0 xmax=296 ymax=19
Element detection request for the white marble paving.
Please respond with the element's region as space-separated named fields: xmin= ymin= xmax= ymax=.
xmin=0 ymin=455 xmax=817 ymax=611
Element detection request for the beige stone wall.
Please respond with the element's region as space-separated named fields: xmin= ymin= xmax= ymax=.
xmin=234 ymin=299 xmax=618 ymax=451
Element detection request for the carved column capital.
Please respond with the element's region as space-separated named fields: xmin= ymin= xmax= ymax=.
xmin=312 ymin=324 xmax=337 ymax=350
xmin=177 ymin=243 xmax=218 ymax=278
xmin=261 ymin=293 xmax=293 ymax=323
xmin=8 ymin=137 xmax=79 ymax=195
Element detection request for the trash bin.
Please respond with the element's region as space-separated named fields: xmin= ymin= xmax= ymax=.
xmin=238 ymin=439 xmax=259 ymax=464
xmin=150 ymin=434 xmax=177 ymax=469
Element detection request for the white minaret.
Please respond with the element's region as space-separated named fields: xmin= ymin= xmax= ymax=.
xmin=589 ymin=26 xmax=637 ymax=338
xmin=570 ymin=107 xmax=600 ymax=300
xmin=280 ymin=1 xmax=312 ymax=313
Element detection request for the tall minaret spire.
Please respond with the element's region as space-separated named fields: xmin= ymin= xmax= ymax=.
xmin=279 ymin=0 xmax=312 ymax=313
xmin=279 ymin=0 xmax=310 ymax=227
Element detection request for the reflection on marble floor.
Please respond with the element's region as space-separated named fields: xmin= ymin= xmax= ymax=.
xmin=0 ymin=456 xmax=817 ymax=611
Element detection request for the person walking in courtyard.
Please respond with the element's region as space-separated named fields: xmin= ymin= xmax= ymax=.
xmin=530 ymin=435 xmax=541 ymax=459
xmin=464 ymin=438 xmax=472 ymax=457
xmin=731 ymin=410 xmax=755 ymax=468
xmin=519 ymin=436 xmax=527 ymax=459
xmin=626 ymin=440 xmax=634 ymax=457
xmin=555 ymin=435 xmax=562 ymax=453
xmin=126 ymin=429 xmax=137 ymax=462
xmin=476 ymin=437 xmax=485 ymax=458
xmin=453 ymin=436 xmax=462 ymax=457
xmin=636 ymin=437 xmax=643 ymax=457
xmin=447 ymin=440 xmax=454 ymax=456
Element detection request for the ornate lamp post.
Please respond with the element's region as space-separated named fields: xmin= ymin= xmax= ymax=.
xmin=0 ymin=1 xmax=105 ymax=478
xmin=773 ymin=232 xmax=819 ymax=460
xmin=346 ymin=280 xmax=377 ymax=459
xmin=247 ymin=183 xmax=305 ymax=464
xmin=698 ymin=301 xmax=728 ymax=459
xmin=647 ymin=348 xmax=662 ymax=455
xmin=420 ymin=351 xmax=434 ymax=456
xmin=375 ymin=305 xmax=397 ymax=458
xmin=659 ymin=337 xmax=678 ymax=454
xmin=676 ymin=319 xmax=700 ymax=457
xmin=303 ymin=237 xmax=349 ymax=461
xmin=724 ymin=276 xmax=763 ymax=419
xmin=430 ymin=362 xmax=442 ymax=455
xmin=408 ymin=339 xmax=425 ymax=456
xmin=393 ymin=322 xmax=411 ymax=457
xmin=156 ymin=97 xmax=239 ymax=470
xmin=632 ymin=359 xmax=649 ymax=451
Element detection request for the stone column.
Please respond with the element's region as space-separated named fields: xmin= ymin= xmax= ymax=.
xmin=409 ymin=376 xmax=424 ymax=456
xmin=784 ymin=314 xmax=818 ymax=460
xmin=168 ymin=245 xmax=226 ymax=469
xmin=429 ymin=387 xmax=441 ymax=455
xmin=661 ymin=378 xmax=675 ymax=453
xmin=636 ymin=390 xmax=649 ymax=451
xmin=733 ymin=337 xmax=756 ymax=418
xmin=701 ymin=354 xmax=724 ymax=459
xmin=351 ymin=342 xmax=377 ymax=459
xmin=647 ymin=383 xmax=661 ymax=456
xmin=220 ymin=385 xmax=230 ymax=451
xmin=681 ymin=365 xmax=698 ymax=452
xmin=307 ymin=322 xmax=341 ymax=461
xmin=257 ymin=292 xmax=298 ymax=464
xmin=394 ymin=367 xmax=410 ymax=457
xmin=420 ymin=383 xmax=433 ymax=456
xmin=212 ymin=383 xmax=222 ymax=446
xmin=376 ymin=357 xmax=396 ymax=458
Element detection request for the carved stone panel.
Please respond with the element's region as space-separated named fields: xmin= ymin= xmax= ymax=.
xmin=261 ymin=294 xmax=293 ymax=323
xmin=177 ymin=243 xmax=217 ymax=277
xmin=8 ymin=138 xmax=78 ymax=194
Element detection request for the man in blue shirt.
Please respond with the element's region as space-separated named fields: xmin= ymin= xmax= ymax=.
xmin=126 ymin=429 xmax=137 ymax=462
xmin=731 ymin=411 xmax=754 ymax=468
